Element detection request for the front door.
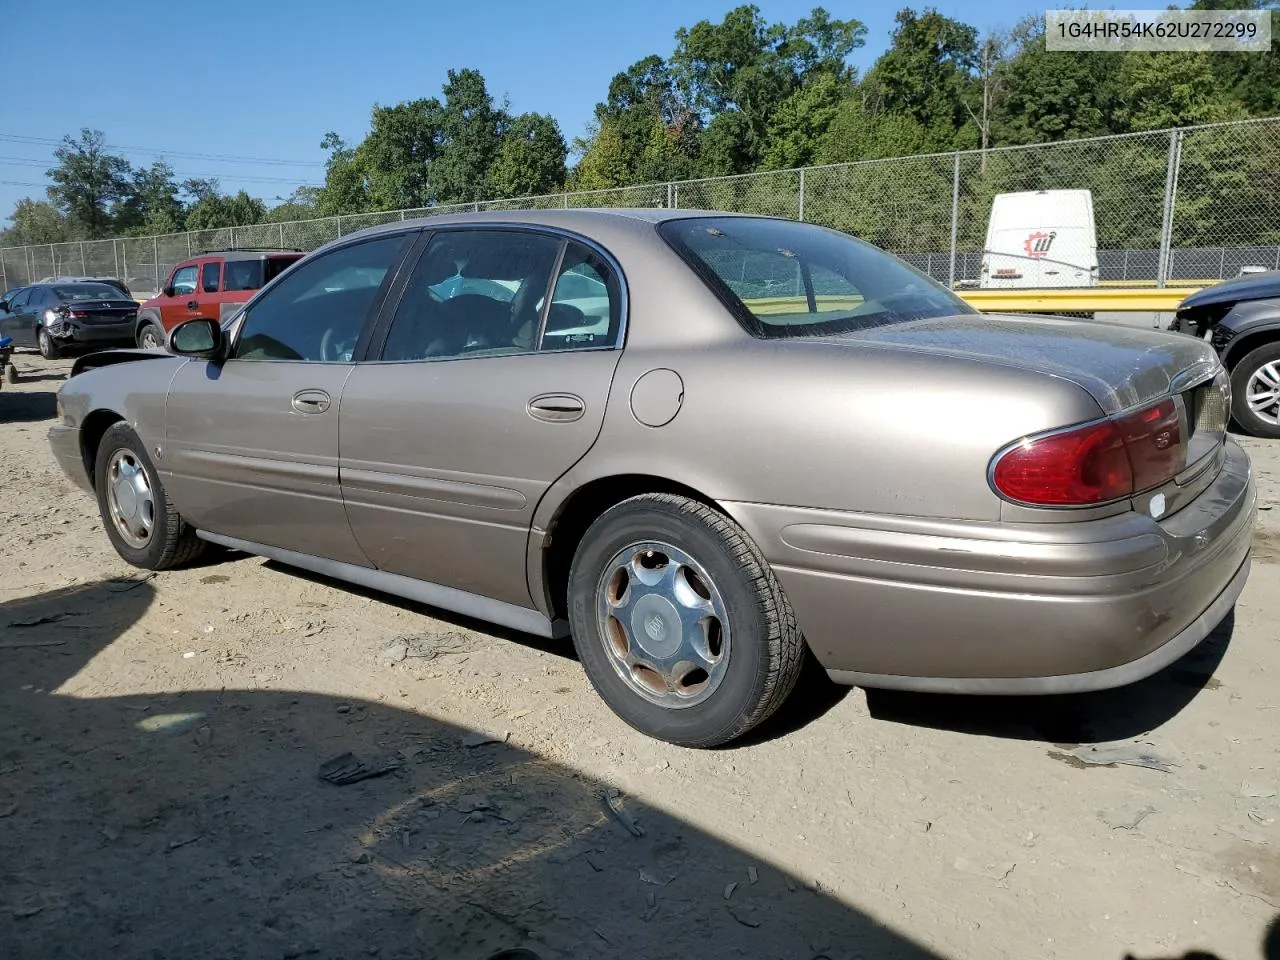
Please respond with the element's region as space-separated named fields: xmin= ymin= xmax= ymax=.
xmin=162 ymin=231 xmax=415 ymax=565
xmin=159 ymin=263 xmax=201 ymax=332
xmin=340 ymin=228 xmax=625 ymax=608
xmin=0 ymin=288 xmax=35 ymax=346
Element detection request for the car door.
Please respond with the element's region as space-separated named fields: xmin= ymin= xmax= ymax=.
xmin=160 ymin=263 xmax=201 ymax=331
xmin=0 ymin=287 xmax=31 ymax=344
xmin=339 ymin=228 xmax=626 ymax=609
xmin=11 ymin=287 xmax=43 ymax=346
xmin=162 ymin=231 xmax=416 ymax=565
xmin=196 ymin=259 xmax=222 ymax=319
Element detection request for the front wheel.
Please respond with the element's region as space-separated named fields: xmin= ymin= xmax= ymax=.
xmin=567 ymin=493 xmax=805 ymax=747
xmin=37 ymin=328 xmax=62 ymax=360
xmin=94 ymin=423 xmax=205 ymax=569
xmin=3 ymin=363 xmax=16 ymax=384
xmin=1229 ymin=342 xmax=1280 ymax=439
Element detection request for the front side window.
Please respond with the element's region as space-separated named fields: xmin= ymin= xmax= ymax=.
xmin=659 ymin=216 xmax=974 ymax=339
xmin=170 ymin=265 xmax=198 ymax=296
xmin=381 ymin=229 xmax=560 ymax=361
xmin=232 ymin=234 xmax=408 ymax=362
xmin=7 ymin=288 xmax=31 ymax=312
xmin=201 ymin=262 xmax=221 ymax=293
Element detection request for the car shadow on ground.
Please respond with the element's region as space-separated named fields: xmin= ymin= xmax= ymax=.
xmin=0 ymin=389 xmax=57 ymax=424
xmin=864 ymin=613 xmax=1235 ymax=746
xmin=263 ymin=557 xmax=853 ymax=746
xmin=0 ymin=577 xmax=934 ymax=960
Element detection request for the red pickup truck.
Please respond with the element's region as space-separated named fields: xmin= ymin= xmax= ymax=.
xmin=134 ymin=248 xmax=303 ymax=349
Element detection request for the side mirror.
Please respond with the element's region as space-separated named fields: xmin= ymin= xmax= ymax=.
xmin=169 ymin=318 xmax=226 ymax=360
xmin=162 ymin=285 xmax=175 ymax=298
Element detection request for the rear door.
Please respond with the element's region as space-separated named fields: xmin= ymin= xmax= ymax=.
xmin=163 ymin=231 xmax=416 ymax=564
xmin=339 ymin=228 xmax=625 ymax=608
xmin=196 ymin=259 xmax=222 ymax=319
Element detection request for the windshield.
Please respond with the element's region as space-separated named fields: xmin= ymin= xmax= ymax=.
xmin=659 ymin=216 xmax=974 ymax=338
xmin=52 ymin=283 xmax=129 ymax=301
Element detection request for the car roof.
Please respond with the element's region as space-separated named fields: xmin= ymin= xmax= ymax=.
xmin=335 ymin=207 xmax=772 ymax=244
xmin=189 ymin=249 xmax=305 ymax=262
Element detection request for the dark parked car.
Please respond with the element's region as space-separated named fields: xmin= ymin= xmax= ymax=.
xmin=37 ymin=275 xmax=133 ymax=299
xmin=1170 ymin=270 xmax=1280 ymax=438
xmin=48 ymin=210 xmax=1254 ymax=747
xmin=0 ymin=281 xmax=139 ymax=358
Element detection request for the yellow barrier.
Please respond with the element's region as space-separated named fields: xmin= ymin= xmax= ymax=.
xmin=957 ymin=286 xmax=1204 ymax=313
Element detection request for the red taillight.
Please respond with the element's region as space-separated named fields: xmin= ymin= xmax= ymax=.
xmin=991 ymin=399 xmax=1184 ymax=507
xmin=69 ymin=309 xmax=87 ymax=318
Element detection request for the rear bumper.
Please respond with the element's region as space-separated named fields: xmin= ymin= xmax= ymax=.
xmin=48 ymin=422 xmax=93 ymax=495
xmin=48 ymin=320 xmax=135 ymax=344
xmin=722 ymin=439 xmax=1255 ymax=693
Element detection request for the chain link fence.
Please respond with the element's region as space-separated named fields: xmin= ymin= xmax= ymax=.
xmin=3 ymin=115 xmax=1279 ymax=297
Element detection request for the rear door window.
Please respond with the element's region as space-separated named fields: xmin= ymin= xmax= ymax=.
xmin=224 ymin=260 xmax=264 ymax=292
xmin=201 ymin=262 xmax=221 ymax=293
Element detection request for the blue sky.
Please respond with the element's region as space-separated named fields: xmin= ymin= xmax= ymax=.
xmin=0 ymin=0 xmax=1045 ymax=221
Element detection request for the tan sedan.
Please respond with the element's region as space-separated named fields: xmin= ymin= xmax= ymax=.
xmin=49 ymin=210 xmax=1255 ymax=746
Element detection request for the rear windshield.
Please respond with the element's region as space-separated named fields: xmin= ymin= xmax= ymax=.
xmin=52 ymin=283 xmax=129 ymax=301
xmin=658 ymin=216 xmax=974 ymax=339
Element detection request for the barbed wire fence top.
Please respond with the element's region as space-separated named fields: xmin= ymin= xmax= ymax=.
xmin=2 ymin=115 xmax=1278 ymax=295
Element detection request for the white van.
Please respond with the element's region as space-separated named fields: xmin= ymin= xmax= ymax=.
xmin=979 ymin=189 xmax=1099 ymax=289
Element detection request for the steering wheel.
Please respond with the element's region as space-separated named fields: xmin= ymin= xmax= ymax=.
xmin=320 ymin=327 xmax=356 ymax=362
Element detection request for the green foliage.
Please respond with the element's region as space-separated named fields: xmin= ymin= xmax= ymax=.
xmin=184 ymin=187 xmax=268 ymax=231
xmin=1 ymin=199 xmax=69 ymax=245
xmin=262 ymin=187 xmax=322 ymax=223
xmin=569 ymin=122 xmax=632 ymax=190
xmin=487 ymin=113 xmax=567 ymax=198
xmin=45 ymin=129 xmax=133 ymax=239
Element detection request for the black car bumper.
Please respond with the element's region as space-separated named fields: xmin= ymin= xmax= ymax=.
xmin=47 ymin=319 xmax=135 ymax=345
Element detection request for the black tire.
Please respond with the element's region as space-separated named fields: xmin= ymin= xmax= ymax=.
xmin=94 ymin=422 xmax=205 ymax=570
xmin=567 ymin=493 xmax=805 ymax=748
xmin=1229 ymin=341 xmax=1280 ymax=439
xmin=3 ymin=363 xmax=16 ymax=384
xmin=37 ymin=327 xmax=62 ymax=360
xmin=137 ymin=321 xmax=165 ymax=350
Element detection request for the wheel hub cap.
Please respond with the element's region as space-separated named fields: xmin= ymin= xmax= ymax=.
xmin=1246 ymin=361 xmax=1280 ymax=426
xmin=106 ymin=450 xmax=155 ymax=549
xmin=595 ymin=541 xmax=731 ymax=709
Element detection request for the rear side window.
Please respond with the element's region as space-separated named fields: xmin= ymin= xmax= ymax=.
xmin=658 ymin=216 xmax=974 ymax=339
xmin=224 ymin=260 xmax=264 ymax=292
xmin=265 ymin=256 xmax=297 ymax=284
xmin=541 ymin=242 xmax=622 ymax=351
xmin=201 ymin=262 xmax=221 ymax=293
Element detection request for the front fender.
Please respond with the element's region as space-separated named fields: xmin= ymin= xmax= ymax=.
xmin=1220 ymin=298 xmax=1280 ymax=365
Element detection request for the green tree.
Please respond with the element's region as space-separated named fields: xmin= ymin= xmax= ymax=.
xmin=317 ymin=133 xmax=370 ymax=215
xmin=1116 ymin=51 xmax=1245 ymax=131
xmin=570 ymin=122 xmax=632 ymax=190
xmin=183 ymin=181 xmax=268 ymax=231
xmin=428 ymin=69 xmax=508 ymax=204
xmin=589 ymin=55 xmax=700 ymax=183
xmin=116 ymin=161 xmax=185 ymax=236
xmin=1 ymin=199 xmax=69 ymax=245
xmin=671 ymin=5 xmax=865 ymax=173
xmin=263 ymin=186 xmax=321 ymax=223
xmin=45 ymin=128 xmax=132 ymax=238
xmin=357 ymin=100 xmax=442 ymax=210
xmin=487 ymin=113 xmax=567 ymax=197
xmin=862 ymin=8 xmax=979 ymax=147
xmin=816 ymin=99 xmax=932 ymax=163
xmin=760 ymin=71 xmax=851 ymax=169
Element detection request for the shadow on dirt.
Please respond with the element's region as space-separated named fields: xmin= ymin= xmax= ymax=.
xmin=0 ymin=577 xmax=934 ymax=960
xmin=262 ymin=556 xmax=853 ymax=746
xmin=864 ymin=612 xmax=1235 ymax=746
xmin=0 ymin=389 xmax=57 ymax=424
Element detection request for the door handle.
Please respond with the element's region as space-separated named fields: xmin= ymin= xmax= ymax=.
xmin=291 ymin=389 xmax=332 ymax=414
xmin=527 ymin=393 xmax=585 ymax=423
xmin=186 ymin=300 xmax=199 ymax=309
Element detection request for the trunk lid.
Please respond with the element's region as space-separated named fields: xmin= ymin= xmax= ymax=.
xmin=829 ymin=312 xmax=1220 ymax=416
xmin=68 ymin=300 xmax=137 ymax=325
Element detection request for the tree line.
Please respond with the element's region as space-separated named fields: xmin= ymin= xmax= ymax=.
xmin=4 ymin=1 xmax=1277 ymax=248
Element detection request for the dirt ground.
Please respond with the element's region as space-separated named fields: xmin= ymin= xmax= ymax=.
xmin=1 ymin=352 xmax=1278 ymax=960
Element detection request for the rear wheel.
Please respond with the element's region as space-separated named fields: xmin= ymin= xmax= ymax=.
xmin=137 ymin=322 xmax=165 ymax=350
xmin=1229 ymin=342 xmax=1280 ymax=439
xmin=3 ymin=363 xmax=16 ymax=384
xmin=37 ymin=328 xmax=62 ymax=360
xmin=94 ymin=423 xmax=204 ymax=569
xmin=567 ymin=493 xmax=805 ymax=748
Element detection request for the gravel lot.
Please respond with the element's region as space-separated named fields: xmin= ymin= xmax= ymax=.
xmin=1 ymin=352 xmax=1278 ymax=960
